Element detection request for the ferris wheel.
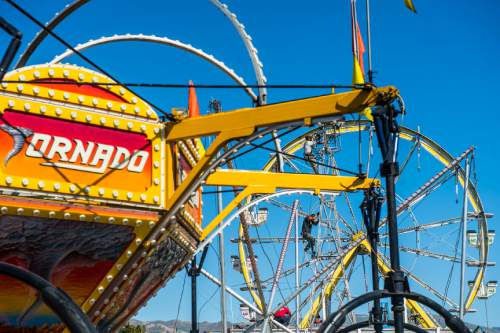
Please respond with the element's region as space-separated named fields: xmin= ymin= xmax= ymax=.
xmin=226 ymin=121 xmax=495 ymax=330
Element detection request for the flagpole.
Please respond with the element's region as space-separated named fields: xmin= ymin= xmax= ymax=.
xmin=365 ymin=0 xmax=373 ymax=82
xmin=351 ymin=0 xmax=359 ymax=60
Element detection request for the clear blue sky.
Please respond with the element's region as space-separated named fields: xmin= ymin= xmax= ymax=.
xmin=1 ymin=0 xmax=499 ymax=329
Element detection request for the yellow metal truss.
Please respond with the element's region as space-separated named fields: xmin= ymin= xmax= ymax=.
xmin=201 ymin=170 xmax=379 ymax=240
xmin=164 ymin=86 xmax=397 ymax=215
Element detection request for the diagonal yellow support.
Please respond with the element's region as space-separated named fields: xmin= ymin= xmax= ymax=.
xmin=360 ymin=239 xmax=439 ymax=329
xmin=299 ymin=243 xmax=361 ymax=328
xmin=201 ymin=186 xmax=275 ymax=240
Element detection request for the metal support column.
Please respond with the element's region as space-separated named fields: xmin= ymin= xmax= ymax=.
xmin=295 ymin=208 xmax=300 ymax=333
xmin=190 ymin=258 xmax=199 ymax=333
xmin=372 ymin=104 xmax=407 ymax=333
xmin=218 ymin=185 xmax=228 ymax=333
xmin=361 ymin=188 xmax=384 ymax=333
xmin=262 ymin=200 xmax=299 ymax=333
xmin=365 ymin=0 xmax=374 ymax=83
xmin=459 ymin=158 xmax=470 ymax=319
xmin=188 ymin=246 xmax=209 ymax=333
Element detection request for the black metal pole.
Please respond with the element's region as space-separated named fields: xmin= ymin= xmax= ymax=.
xmin=361 ymin=189 xmax=383 ymax=333
xmin=372 ymin=106 xmax=406 ymax=333
xmin=383 ymin=166 xmax=406 ymax=333
xmin=190 ymin=258 xmax=199 ymax=333
xmin=370 ymin=195 xmax=383 ymax=333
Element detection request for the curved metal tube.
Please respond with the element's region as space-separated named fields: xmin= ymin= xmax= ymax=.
xmin=336 ymin=320 xmax=431 ymax=333
xmin=209 ymin=0 xmax=287 ymax=173
xmin=0 ymin=262 xmax=97 ymax=333
xmin=50 ymin=34 xmax=258 ymax=102
xmin=14 ymin=0 xmax=90 ymax=68
xmin=209 ymin=0 xmax=267 ymax=104
xmin=318 ymin=291 xmax=470 ymax=333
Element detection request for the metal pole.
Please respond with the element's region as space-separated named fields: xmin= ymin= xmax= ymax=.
xmin=218 ymin=186 xmax=228 ymax=333
xmin=365 ymin=0 xmax=373 ymax=82
xmin=295 ymin=209 xmax=300 ymax=333
xmin=200 ymin=268 xmax=295 ymax=333
xmin=372 ymin=108 xmax=405 ymax=333
xmin=190 ymin=259 xmax=199 ymax=333
xmin=459 ymin=158 xmax=470 ymax=319
xmin=262 ymin=200 xmax=299 ymax=333
xmin=384 ymin=168 xmax=406 ymax=332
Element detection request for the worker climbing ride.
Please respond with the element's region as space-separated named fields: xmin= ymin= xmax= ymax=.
xmin=302 ymin=213 xmax=320 ymax=258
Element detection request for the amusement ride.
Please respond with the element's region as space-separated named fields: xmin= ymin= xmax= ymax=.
xmin=0 ymin=1 xmax=496 ymax=333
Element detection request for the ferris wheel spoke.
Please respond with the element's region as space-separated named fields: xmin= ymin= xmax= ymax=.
xmin=378 ymin=254 xmax=459 ymax=309
xmin=397 ymin=139 xmax=419 ymax=181
xmin=380 ymin=147 xmax=472 ymax=231
xmin=395 ymin=216 xmax=463 ymax=235
xmin=266 ymin=197 xmax=310 ymax=218
xmin=402 ymin=265 xmax=459 ymax=309
xmin=272 ymin=240 xmax=362 ymax=313
xmin=379 ymin=169 xmax=455 ymax=231
xmin=259 ymin=261 xmax=315 ymax=287
xmin=283 ymin=155 xmax=302 ymax=173
xmin=343 ymin=192 xmax=360 ymax=232
xmin=380 ymin=244 xmax=478 ymax=265
xmin=318 ymin=195 xmax=356 ymax=235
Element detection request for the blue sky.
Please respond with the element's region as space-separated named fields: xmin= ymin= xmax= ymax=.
xmin=1 ymin=0 xmax=499 ymax=329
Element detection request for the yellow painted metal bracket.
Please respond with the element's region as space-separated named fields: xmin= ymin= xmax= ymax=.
xmin=165 ymin=86 xmax=398 ymax=141
xmin=201 ymin=185 xmax=275 ymax=240
xmin=206 ymin=169 xmax=379 ymax=191
xmin=201 ymin=170 xmax=379 ymax=240
xmin=165 ymin=87 xmax=396 ymax=229
xmin=167 ymin=86 xmax=398 ymax=141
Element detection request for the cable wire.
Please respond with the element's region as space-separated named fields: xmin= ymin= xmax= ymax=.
xmin=0 ymin=80 xmax=368 ymax=90
xmin=4 ymin=0 xmax=175 ymax=121
xmin=198 ymin=285 xmax=221 ymax=319
xmin=248 ymin=142 xmax=361 ymax=176
xmin=173 ymin=271 xmax=188 ymax=333
xmin=224 ymin=126 xmax=300 ymax=164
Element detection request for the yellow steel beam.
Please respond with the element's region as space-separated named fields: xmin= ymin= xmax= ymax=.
xmin=299 ymin=243 xmax=360 ymax=328
xmin=166 ymin=86 xmax=397 ymax=141
xmin=360 ymin=239 xmax=439 ymax=329
xmin=201 ymin=186 xmax=275 ymax=240
xmin=165 ymin=127 xmax=253 ymax=210
xmin=165 ymin=87 xmax=396 ymax=219
xmin=206 ymin=170 xmax=380 ymax=191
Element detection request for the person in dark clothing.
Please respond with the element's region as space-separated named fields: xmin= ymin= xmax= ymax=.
xmin=302 ymin=213 xmax=319 ymax=258
xmin=274 ymin=306 xmax=291 ymax=326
